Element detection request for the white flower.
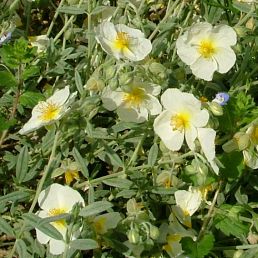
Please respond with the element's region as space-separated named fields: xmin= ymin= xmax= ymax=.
xmin=36 ymin=183 xmax=84 ymax=255
xmin=176 ymin=22 xmax=237 ymax=81
xmin=95 ymin=21 xmax=152 ymax=61
xmin=19 ymin=86 xmax=76 ymax=135
xmin=174 ymin=188 xmax=202 ymax=216
xmin=154 ymin=88 xmax=219 ymax=174
xmin=102 ymin=81 xmax=161 ymax=123
xmin=154 ymin=88 xmax=209 ymax=151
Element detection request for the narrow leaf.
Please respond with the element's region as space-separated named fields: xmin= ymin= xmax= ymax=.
xmin=0 ymin=191 xmax=31 ymax=205
xmin=23 ymin=213 xmax=63 ymax=240
xmin=70 ymin=239 xmax=99 ymax=250
xmin=16 ymin=239 xmax=29 ymax=258
xmin=148 ymin=143 xmax=159 ymax=167
xmin=75 ymin=70 xmax=84 ymax=95
xmin=16 ymin=145 xmax=29 ymax=183
xmin=103 ymin=143 xmax=124 ymax=168
xmin=103 ymin=178 xmax=133 ymax=189
xmin=0 ymin=217 xmax=15 ymax=236
xmin=79 ymin=201 xmax=113 ymax=217
xmin=72 ymin=147 xmax=89 ymax=178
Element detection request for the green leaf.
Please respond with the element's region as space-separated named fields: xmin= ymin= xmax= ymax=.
xmin=0 ymin=116 xmax=16 ymax=132
xmin=0 ymin=217 xmax=15 ymax=236
xmin=214 ymin=205 xmax=249 ymax=238
xmin=72 ymin=147 xmax=89 ymax=178
xmin=70 ymin=239 xmax=99 ymax=250
xmin=79 ymin=201 xmax=113 ymax=217
xmin=16 ymin=145 xmax=29 ymax=183
xmin=103 ymin=178 xmax=133 ymax=189
xmin=20 ymin=91 xmax=45 ymax=108
xmin=0 ymin=71 xmax=17 ymax=88
xmin=148 ymin=143 xmax=159 ymax=167
xmin=75 ymin=70 xmax=84 ymax=95
xmin=58 ymin=5 xmax=86 ymax=15
xmin=23 ymin=213 xmax=63 ymax=240
xmin=91 ymin=6 xmax=108 ymax=15
xmin=0 ymin=191 xmax=31 ymax=205
xmin=16 ymin=239 xmax=29 ymax=258
xmin=22 ymin=66 xmax=40 ymax=80
xmin=103 ymin=143 xmax=124 ymax=168
xmin=182 ymin=234 xmax=214 ymax=258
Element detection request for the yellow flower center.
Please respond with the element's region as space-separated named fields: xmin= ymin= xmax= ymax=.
xmin=48 ymin=208 xmax=67 ymax=228
xmin=39 ymin=102 xmax=61 ymax=122
xmin=65 ymin=169 xmax=79 ymax=185
xmin=114 ymin=32 xmax=130 ymax=50
xmin=198 ymin=39 xmax=217 ymax=58
xmin=170 ymin=113 xmax=190 ymax=131
xmin=123 ymin=87 xmax=148 ymax=108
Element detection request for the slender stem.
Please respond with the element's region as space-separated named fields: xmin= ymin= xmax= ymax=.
xmin=197 ymin=181 xmax=222 ymax=241
xmin=87 ymin=0 xmax=92 ymax=60
xmin=53 ymin=0 xmax=84 ymax=43
xmin=234 ymin=4 xmax=255 ymax=27
xmin=126 ymin=133 xmax=146 ymax=167
xmin=7 ymin=130 xmax=60 ymax=258
xmin=47 ymin=0 xmax=66 ymax=37
xmin=148 ymin=0 xmax=181 ymax=41
xmin=25 ymin=0 xmax=32 ymax=38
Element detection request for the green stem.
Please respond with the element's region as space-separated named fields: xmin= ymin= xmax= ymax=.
xmin=148 ymin=0 xmax=181 ymax=41
xmin=53 ymin=0 xmax=84 ymax=43
xmin=47 ymin=0 xmax=66 ymax=37
xmin=197 ymin=181 xmax=222 ymax=241
xmin=87 ymin=0 xmax=92 ymax=60
xmin=234 ymin=4 xmax=255 ymax=27
xmin=126 ymin=133 xmax=146 ymax=167
xmin=7 ymin=130 xmax=60 ymax=258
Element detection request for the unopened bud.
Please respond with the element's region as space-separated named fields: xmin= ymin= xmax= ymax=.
xmin=209 ymin=102 xmax=223 ymax=116
xmin=149 ymin=225 xmax=159 ymax=240
xmin=127 ymin=229 xmax=140 ymax=244
xmin=234 ymin=132 xmax=250 ymax=151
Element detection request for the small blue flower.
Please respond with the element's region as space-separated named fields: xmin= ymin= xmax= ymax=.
xmin=213 ymin=92 xmax=230 ymax=106
xmin=0 ymin=32 xmax=12 ymax=46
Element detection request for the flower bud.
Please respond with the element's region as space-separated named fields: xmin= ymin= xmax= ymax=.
xmin=247 ymin=232 xmax=258 ymax=245
xmin=149 ymin=225 xmax=159 ymax=240
xmin=127 ymin=229 xmax=140 ymax=244
xmin=209 ymin=102 xmax=223 ymax=116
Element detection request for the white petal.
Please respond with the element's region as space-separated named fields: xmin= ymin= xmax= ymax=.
xmin=154 ymin=110 xmax=184 ymax=151
xmin=187 ymin=22 xmax=213 ymax=45
xmin=101 ymin=87 xmax=124 ymax=111
xmin=197 ymin=128 xmax=219 ymax=174
xmin=38 ymin=183 xmax=84 ymax=212
xmin=115 ymin=24 xmax=145 ymax=38
xmin=18 ymin=117 xmax=44 ymax=135
xmin=161 ymin=88 xmax=201 ymax=111
xmin=175 ymin=189 xmax=202 ymax=216
xmin=185 ymin=125 xmax=197 ymax=150
xmin=49 ymin=239 xmax=66 ymax=255
xmin=214 ymin=47 xmax=236 ymax=73
xmin=145 ymin=83 xmax=161 ymax=96
xmin=191 ymin=109 xmax=209 ymax=127
xmin=47 ymin=86 xmax=70 ymax=106
xmin=145 ymin=95 xmax=162 ymax=115
xmin=36 ymin=211 xmax=50 ymax=244
xmin=176 ymin=35 xmax=200 ymax=65
xmin=95 ymin=21 xmax=117 ymax=43
xmin=124 ymin=38 xmax=152 ymax=61
xmin=211 ymin=24 xmax=237 ymax=47
xmin=190 ymin=57 xmax=217 ymax=81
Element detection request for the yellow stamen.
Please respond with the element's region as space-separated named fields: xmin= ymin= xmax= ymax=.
xmin=114 ymin=32 xmax=130 ymax=50
xmin=48 ymin=208 xmax=67 ymax=228
xmin=198 ymin=39 xmax=217 ymax=58
xmin=65 ymin=170 xmax=79 ymax=185
xmin=170 ymin=113 xmax=190 ymax=131
xmin=123 ymin=87 xmax=148 ymax=108
xmin=39 ymin=102 xmax=60 ymax=122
